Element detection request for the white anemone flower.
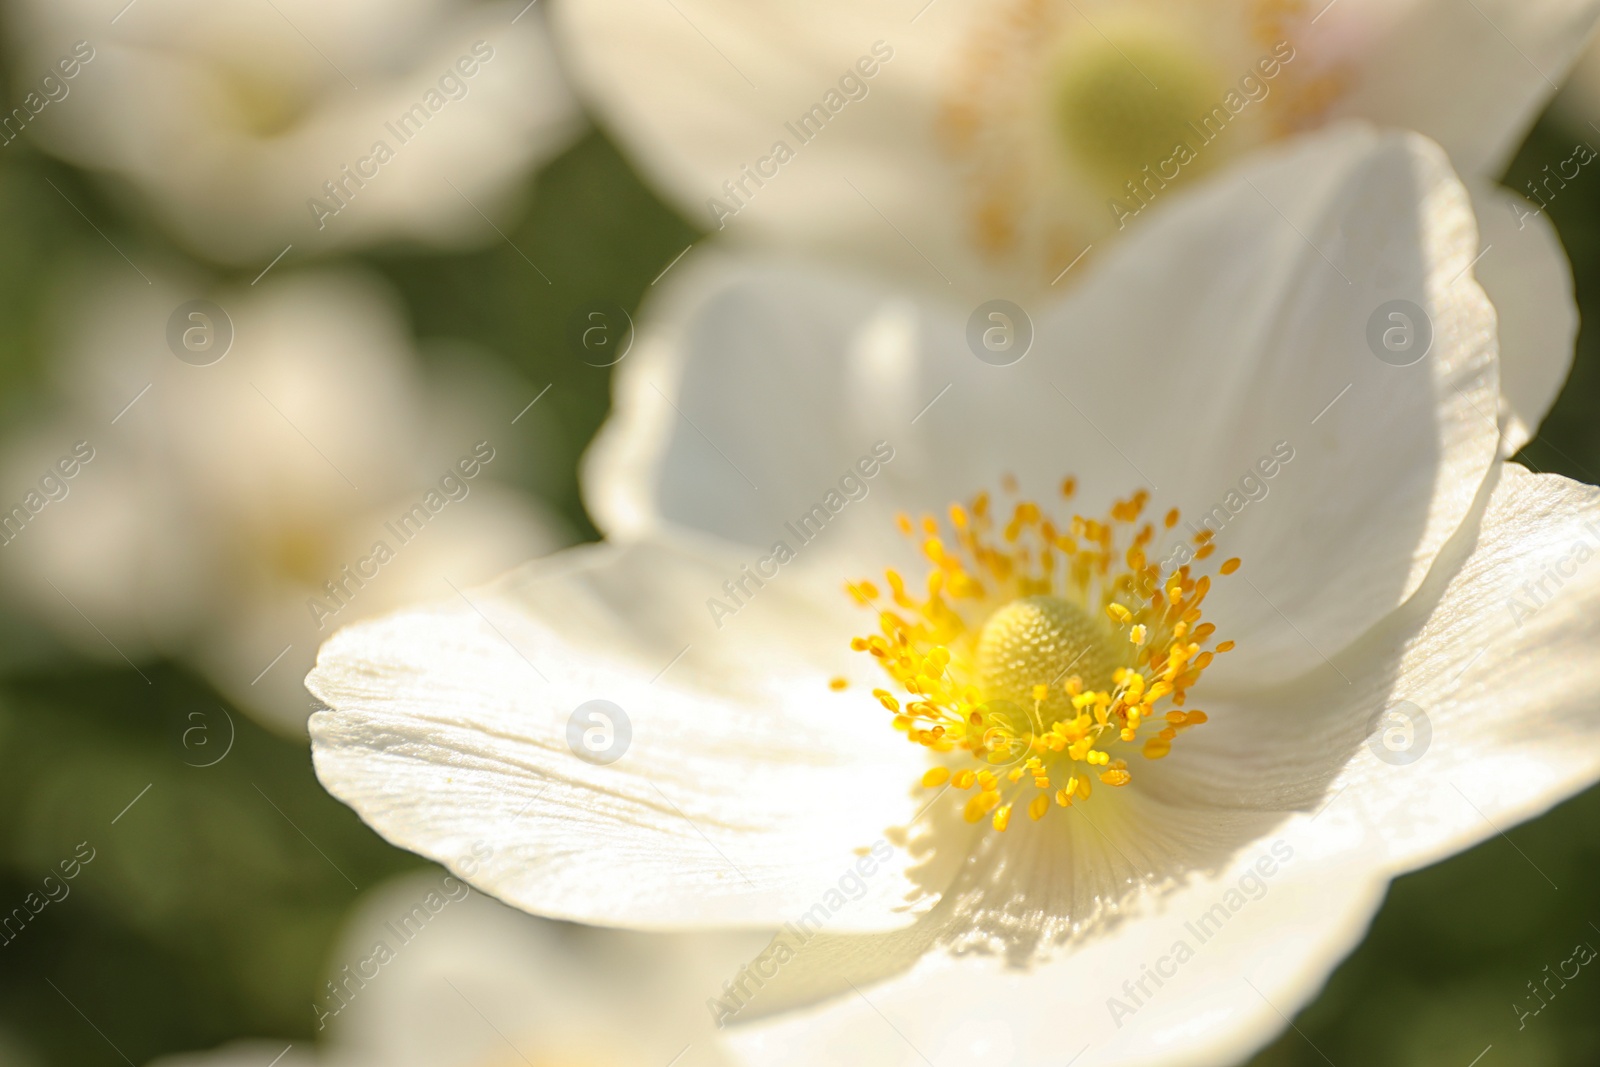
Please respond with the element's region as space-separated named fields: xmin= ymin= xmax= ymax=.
xmin=146 ymin=870 xmax=760 ymax=1067
xmin=305 ymin=125 xmax=1600 ymax=1067
xmin=0 ymin=265 xmax=566 ymax=735
xmin=4 ymin=0 xmax=582 ymax=264
xmin=552 ymin=0 xmax=1590 ymax=288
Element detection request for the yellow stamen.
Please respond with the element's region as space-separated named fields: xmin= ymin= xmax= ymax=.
xmin=847 ymin=477 xmax=1239 ymax=831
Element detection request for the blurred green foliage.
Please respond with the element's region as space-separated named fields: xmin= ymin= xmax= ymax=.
xmin=0 ymin=61 xmax=1593 ymax=1067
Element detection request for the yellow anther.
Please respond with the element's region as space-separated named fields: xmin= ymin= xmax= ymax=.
xmin=922 ymin=767 xmax=951 ymax=788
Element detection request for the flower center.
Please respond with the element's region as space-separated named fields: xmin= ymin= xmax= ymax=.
xmin=1052 ymin=33 xmax=1225 ymax=193
xmin=936 ymin=0 xmax=1348 ymax=282
xmin=217 ymin=66 xmax=317 ymax=138
xmin=848 ymin=480 xmax=1239 ymax=832
xmin=976 ymin=595 xmax=1111 ymax=720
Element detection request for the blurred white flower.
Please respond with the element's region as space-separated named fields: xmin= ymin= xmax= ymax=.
xmin=554 ymin=0 xmax=1591 ymax=289
xmin=145 ymin=869 xmax=760 ymax=1067
xmin=306 ymin=127 xmax=1600 ymax=1066
xmin=0 ymin=263 xmax=567 ymax=735
xmin=551 ymin=0 xmax=1588 ymax=454
xmin=4 ymin=0 xmax=583 ymax=264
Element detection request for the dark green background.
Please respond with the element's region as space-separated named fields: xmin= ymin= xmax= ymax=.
xmin=0 ymin=62 xmax=1594 ymax=1067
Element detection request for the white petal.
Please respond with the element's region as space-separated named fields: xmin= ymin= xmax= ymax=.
xmin=551 ymin=0 xmax=973 ymax=287
xmin=308 ymin=536 xmax=936 ymax=932
xmin=1327 ymin=0 xmax=1600 ymax=178
xmin=1468 ymin=182 xmax=1578 ymax=454
xmin=328 ymin=872 xmax=760 ymax=1067
xmin=588 ymin=124 xmax=1506 ymax=685
xmin=726 ymin=837 xmax=1390 ymax=1067
xmin=1302 ymin=462 xmax=1600 ymax=873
